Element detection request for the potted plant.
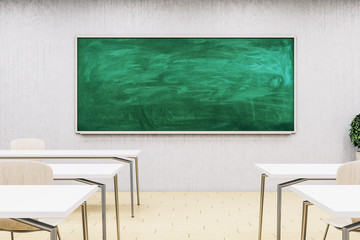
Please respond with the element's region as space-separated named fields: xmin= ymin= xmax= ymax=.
xmin=349 ymin=113 xmax=360 ymax=160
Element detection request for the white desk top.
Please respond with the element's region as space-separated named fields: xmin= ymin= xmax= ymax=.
xmin=49 ymin=163 xmax=124 ymax=178
xmin=0 ymin=150 xmax=141 ymax=158
xmin=0 ymin=185 xmax=97 ymax=218
xmin=291 ymin=185 xmax=360 ymax=218
xmin=255 ymin=163 xmax=342 ymax=178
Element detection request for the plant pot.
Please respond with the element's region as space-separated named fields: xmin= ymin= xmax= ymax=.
xmin=357 ymin=151 xmax=360 ymax=161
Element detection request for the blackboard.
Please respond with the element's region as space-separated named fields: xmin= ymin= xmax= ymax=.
xmin=76 ymin=37 xmax=295 ymax=134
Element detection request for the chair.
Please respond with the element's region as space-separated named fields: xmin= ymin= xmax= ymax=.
xmin=320 ymin=161 xmax=360 ymax=239
xmin=10 ymin=138 xmax=45 ymax=151
xmin=0 ymin=160 xmax=88 ymax=240
xmin=10 ymin=138 xmax=45 ymax=162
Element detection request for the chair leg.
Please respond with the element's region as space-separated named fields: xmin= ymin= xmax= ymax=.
xmin=57 ymin=226 xmax=62 ymax=240
xmin=323 ymin=224 xmax=330 ymax=240
xmin=9 ymin=228 xmax=61 ymax=240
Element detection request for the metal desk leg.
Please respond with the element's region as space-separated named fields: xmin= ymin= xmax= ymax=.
xmin=72 ymin=179 xmax=106 ymax=240
xmin=134 ymin=156 xmax=140 ymax=205
xmin=300 ymin=200 xmax=313 ymax=240
xmin=114 ymin=174 xmax=121 ymax=240
xmin=276 ymin=178 xmax=335 ymax=240
xmin=342 ymin=221 xmax=360 ymax=240
xmin=343 ymin=228 xmax=350 ymax=240
xmin=258 ymin=173 xmax=267 ymax=240
xmin=99 ymin=183 xmax=106 ymax=240
xmin=81 ymin=201 xmax=89 ymax=240
xmin=113 ymin=157 xmax=135 ymax=217
xmin=277 ymin=178 xmax=307 ymax=240
xmin=12 ymin=218 xmax=58 ymax=240
xmin=129 ymin=161 xmax=134 ymax=217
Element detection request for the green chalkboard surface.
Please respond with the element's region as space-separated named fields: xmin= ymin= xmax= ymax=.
xmin=76 ymin=37 xmax=295 ymax=134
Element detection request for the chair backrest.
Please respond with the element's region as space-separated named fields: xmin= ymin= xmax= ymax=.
xmin=0 ymin=160 xmax=53 ymax=185
xmin=336 ymin=161 xmax=360 ymax=185
xmin=10 ymin=138 xmax=45 ymax=150
xmin=0 ymin=160 xmax=53 ymax=231
xmin=10 ymin=138 xmax=45 ymax=162
xmin=336 ymin=161 xmax=360 ymax=222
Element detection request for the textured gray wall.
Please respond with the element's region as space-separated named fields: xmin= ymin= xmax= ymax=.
xmin=0 ymin=0 xmax=359 ymax=191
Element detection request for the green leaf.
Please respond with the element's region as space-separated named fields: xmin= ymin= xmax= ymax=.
xmin=349 ymin=113 xmax=360 ymax=149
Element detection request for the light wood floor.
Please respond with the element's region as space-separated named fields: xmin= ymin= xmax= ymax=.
xmin=2 ymin=192 xmax=360 ymax=240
